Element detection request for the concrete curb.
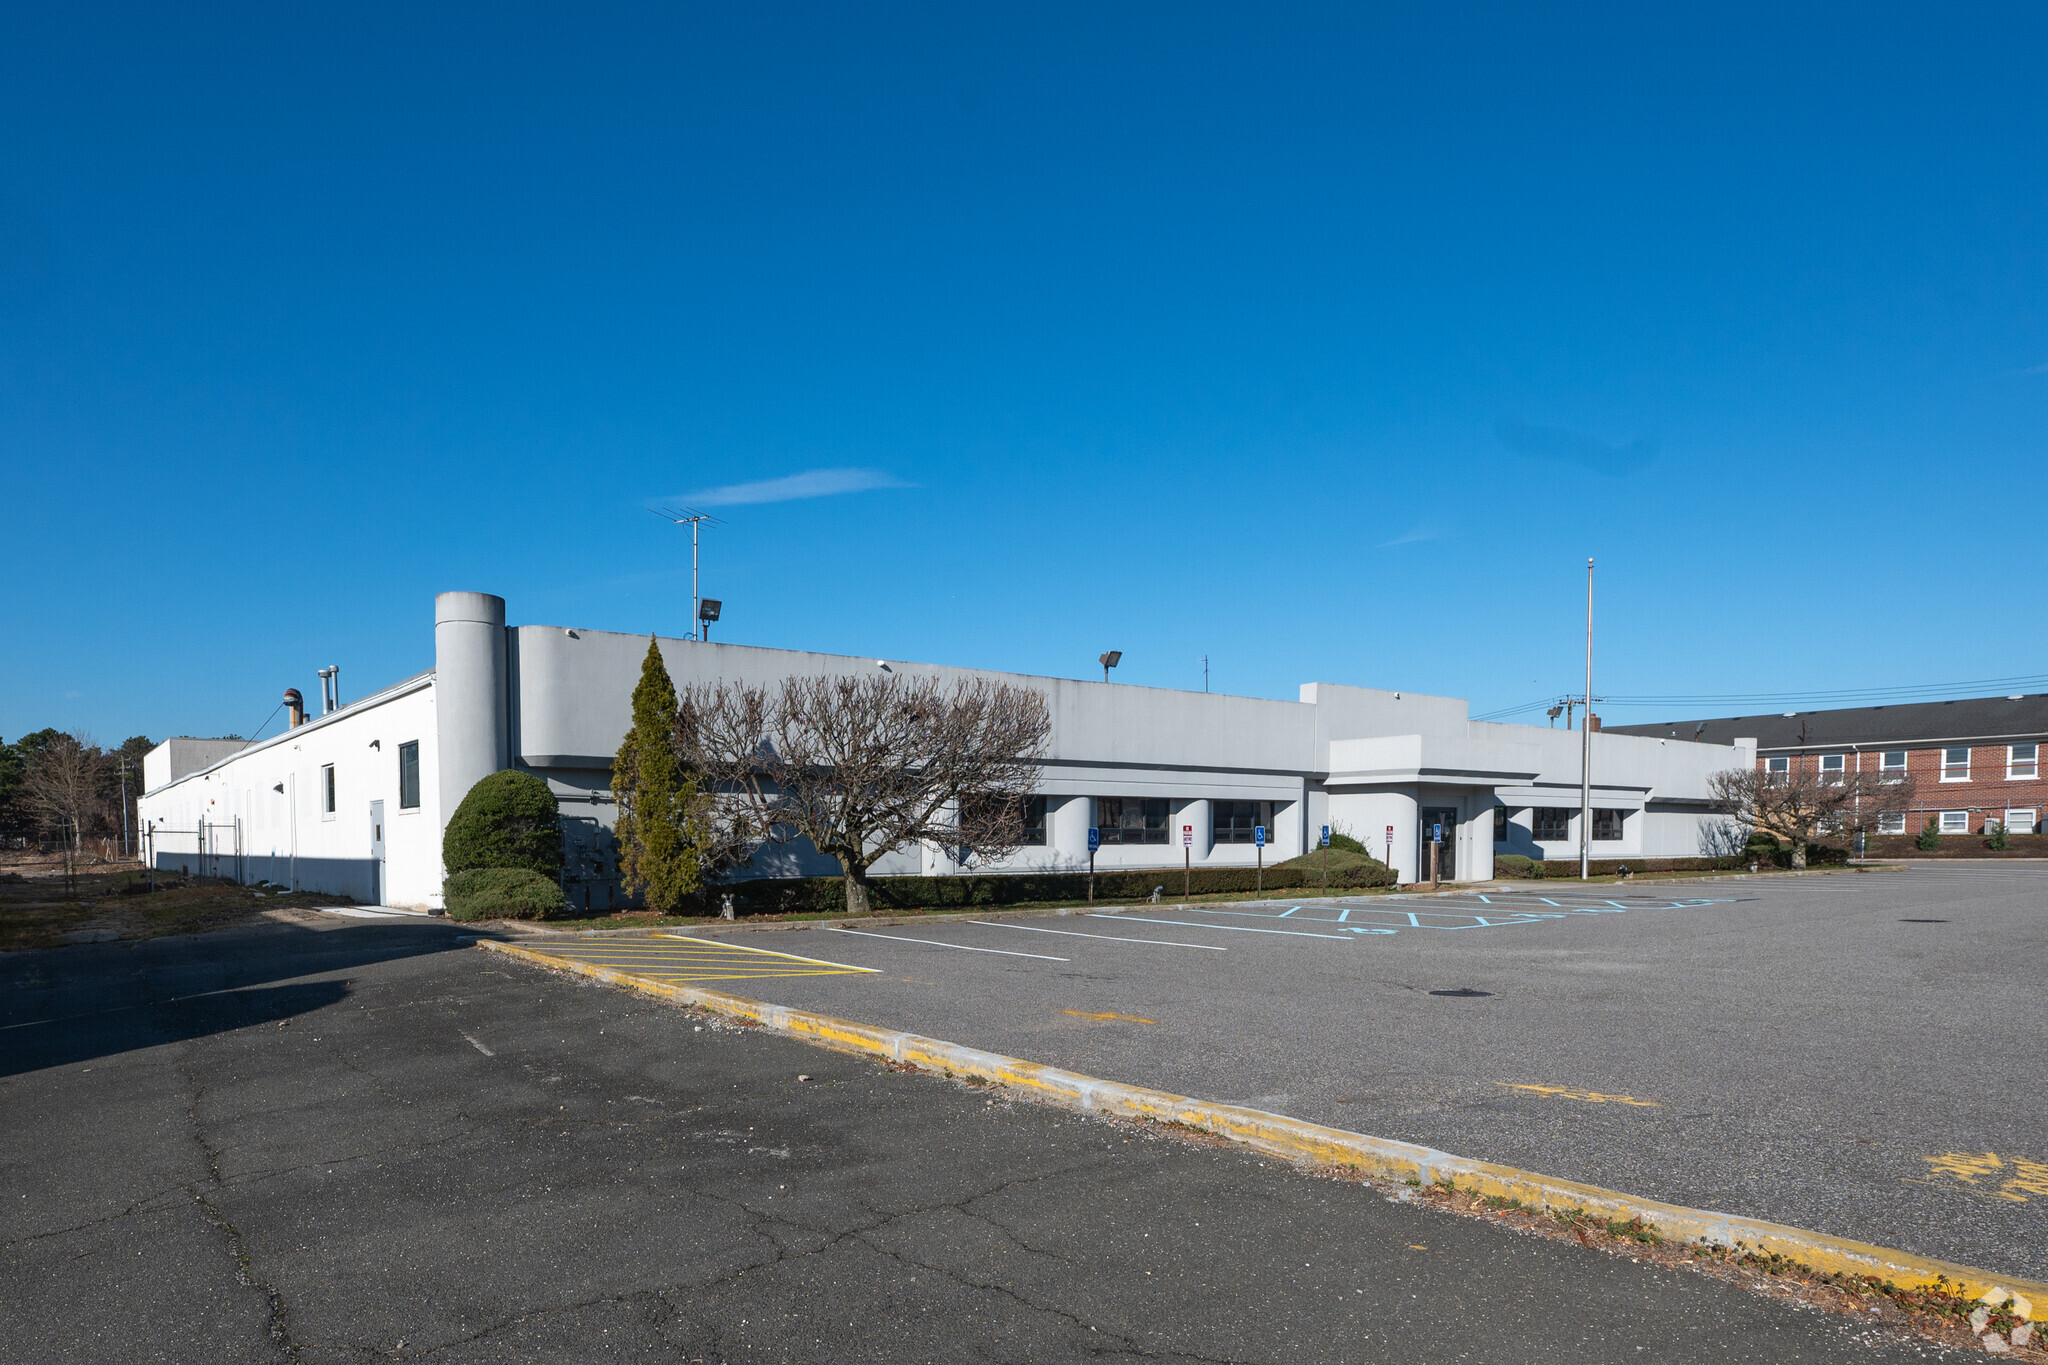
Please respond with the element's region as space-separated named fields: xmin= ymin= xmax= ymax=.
xmin=475 ymin=936 xmax=2044 ymax=1304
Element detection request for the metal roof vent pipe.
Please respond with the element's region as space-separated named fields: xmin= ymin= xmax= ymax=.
xmin=317 ymin=666 xmax=340 ymax=715
xmin=284 ymin=688 xmax=306 ymax=729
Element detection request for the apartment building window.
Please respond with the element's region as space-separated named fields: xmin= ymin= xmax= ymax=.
xmin=2009 ymin=743 xmax=2039 ymax=780
xmin=1939 ymin=810 xmax=1969 ymax=833
xmin=1819 ymin=754 xmax=1845 ymax=783
xmin=1095 ymin=797 xmax=1169 ymax=845
xmin=1941 ymin=747 xmax=1970 ymax=781
xmin=398 ymin=741 xmax=421 ymax=810
xmin=2008 ymin=808 xmax=2038 ymax=835
xmin=1765 ymin=756 xmax=1789 ymax=779
xmin=321 ymin=764 xmax=337 ymax=817
xmin=1533 ymin=808 xmax=1572 ymax=841
xmin=1880 ymin=750 xmax=1907 ymax=779
xmin=1592 ymin=809 xmax=1625 ymax=841
xmin=1876 ymin=812 xmax=1907 ymax=835
xmin=1213 ymin=800 xmax=1275 ymax=844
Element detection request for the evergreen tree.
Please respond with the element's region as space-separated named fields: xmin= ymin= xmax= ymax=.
xmin=612 ymin=637 xmax=703 ymax=910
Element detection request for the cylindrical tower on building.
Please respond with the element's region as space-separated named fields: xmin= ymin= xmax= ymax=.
xmin=434 ymin=591 xmax=509 ymax=828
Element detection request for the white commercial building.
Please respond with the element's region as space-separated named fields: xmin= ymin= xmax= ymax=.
xmin=138 ymin=591 xmax=1754 ymax=910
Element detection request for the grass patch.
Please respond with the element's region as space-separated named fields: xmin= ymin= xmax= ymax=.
xmin=0 ymin=867 xmax=344 ymax=952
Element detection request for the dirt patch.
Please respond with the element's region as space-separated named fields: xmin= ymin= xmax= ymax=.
xmin=0 ymin=864 xmax=350 ymax=952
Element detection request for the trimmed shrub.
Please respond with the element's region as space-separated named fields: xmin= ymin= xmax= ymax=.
xmin=1916 ymin=819 xmax=1941 ymax=851
xmin=1492 ymin=854 xmax=1544 ymax=879
xmin=1742 ymin=832 xmax=1781 ymax=859
xmin=1327 ymin=831 xmax=1369 ymax=855
xmin=444 ymin=867 xmax=566 ymax=922
xmin=443 ymin=771 xmax=564 ymax=876
xmin=1532 ymin=856 xmax=1746 ymax=878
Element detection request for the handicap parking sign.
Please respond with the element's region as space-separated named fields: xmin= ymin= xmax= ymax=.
xmin=1320 ymin=825 xmax=1330 ymax=847
xmin=1431 ymin=822 xmax=1443 ymax=842
xmin=1254 ymin=825 xmax=1266 ymax=847
xmin=1087 ymin=826 xmax=1100 ymax=853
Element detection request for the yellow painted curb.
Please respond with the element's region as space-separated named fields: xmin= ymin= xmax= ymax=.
xmin=474 ymin=936 xmax=2046 ymax=1304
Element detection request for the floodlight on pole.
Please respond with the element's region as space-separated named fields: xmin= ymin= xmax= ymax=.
xmin=697 ymin=598 xmax=722 ymax=640
xmin=650 ymin=505 xmax=725 ymax=641
xmin=1099 ymin=650 xmax=1122 ymax=683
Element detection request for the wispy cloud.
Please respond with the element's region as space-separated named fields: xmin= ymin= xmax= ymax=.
xmin=1495 ymin=418 xmax=1658 ymax=476
xmin=2024 ymin=360 xmax=2048 ymax=375
xmin=1379 ymin=525 xmax=1442 ymax=548
xmin=666 ymin=466 xmax=913 ymax=508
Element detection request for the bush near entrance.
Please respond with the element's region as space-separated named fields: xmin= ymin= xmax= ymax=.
xmin=444 ymin=867 xmax=567 ymax=921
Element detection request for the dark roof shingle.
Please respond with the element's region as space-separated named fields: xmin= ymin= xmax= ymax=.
xmin=1607 ymin=694 xmax=2048 ymax=750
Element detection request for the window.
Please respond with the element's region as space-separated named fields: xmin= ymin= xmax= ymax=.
xmin=1212 ymin=800 xmax=1274 ymax=844
xmin=1095 ymin=797 xmax=1168 ymax=845
xmin=1533 ymin=808 xmax=1572 ymax=841
xmin=2009 ymin=743 xmax=2038 ymax=780
xmin=1939 ymin=809 xmax=1969 ymax=833
xmin=1493 ymin=806 xmax=1508 ymax=841
xmin=1876 ymin=812 xmax=1907 ymax=835
xmin=398 ymin=741 xmax=421 ymax=809
xmin=2007 ymin=809 xmax=2038 ymax=835
xmin=1765 ymin=755 xmax=1789 ymax=779
xmin=1880 ymin=750 xmax=1907 ymax=780
xmin=1941 ymin=747 xmax=1970 ymax=781
xmin=1819 ymin=754 xmax=1845 ymax=784
xmin=960 ymin=793 xmax=1046 ymax=845
xmin=1592 ymin=809 xmax=1625 ymax=841
xmin=321 ymin=764 xmax=337 ymax=816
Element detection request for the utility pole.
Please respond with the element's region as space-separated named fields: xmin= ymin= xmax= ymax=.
xmin=1580 ymin=558 xmax=1594 ymax=881
xmin=651 ymin=506 xmax=724 ymax=641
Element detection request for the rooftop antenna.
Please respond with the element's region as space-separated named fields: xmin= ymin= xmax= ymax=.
xmin=1201 ymin=655 xmax=1209 ymax=693
xmin=650 ymin=505 xmax=725 ymax=642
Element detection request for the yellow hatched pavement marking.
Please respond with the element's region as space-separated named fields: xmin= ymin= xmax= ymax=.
xmin=517 ymin=933 xmax=880 ymax=983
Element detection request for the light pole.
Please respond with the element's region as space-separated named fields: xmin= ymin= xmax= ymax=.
xmin=652 ymin=506 xmax=724 ymax=641
xmin=1099 ymin=650 xmax=1122 ymax=683
xmin=1580 ymin=558 xmax=1594 ymax=881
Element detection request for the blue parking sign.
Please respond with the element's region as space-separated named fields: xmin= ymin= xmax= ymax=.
xmin=1253 ymin=825 xmax=1266 ymax=848
xmin=1319 ymin=825 xmax=1330 ymax=847
xmin=1087 ymin=827 xmax=1100 ymax=853
xmin=1431 ymin=822 xmax=1443 ymax=842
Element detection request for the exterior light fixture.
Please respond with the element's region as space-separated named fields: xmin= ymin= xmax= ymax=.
xmin=697 ymin=598 xmax=722 ymax=640
xmin=1099 ymin=650 xmax=1122 ymax=683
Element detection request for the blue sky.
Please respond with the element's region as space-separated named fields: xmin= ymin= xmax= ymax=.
xmin=5 ymin=4 xmax=2046 ymax=746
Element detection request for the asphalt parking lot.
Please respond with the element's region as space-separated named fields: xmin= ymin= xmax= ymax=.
xmin=0 ymin=914 xmax=1970 ymax=1363
xmin=538 ymin=863 xmax=2048 ymax=1284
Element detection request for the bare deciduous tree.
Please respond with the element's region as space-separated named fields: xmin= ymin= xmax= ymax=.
xmin=22 ymin=731 xmax=109 ymax=862
xmin=676 ymin=673 xmax=1052 ymax=914
xmin=1708 ymin=766 xmax=1917 ymax=869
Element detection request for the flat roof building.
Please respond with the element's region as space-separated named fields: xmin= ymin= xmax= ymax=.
xmin=139 ymin=592 xmax=1753 ymax=909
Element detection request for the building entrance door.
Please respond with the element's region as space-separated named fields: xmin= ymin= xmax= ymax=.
xmin=1419 ymin=807 xmax=1457 ymax=882
xmin=368 ymin=800 xmax=385 ymax=906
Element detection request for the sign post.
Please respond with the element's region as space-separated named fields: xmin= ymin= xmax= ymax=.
xmin=1319 ymin=823 xmax=1330 ymax=892
xmin=1254 ymin=824 xmax=1266 ymax=897
xmin=1430 ymin=820 xmax=1443 ymax=887
xmin=1087 ymin=826 xmax=1100 ymax=901
xmin=1182 ymin=824 xmax=1193 ymax=900
xmin=1385 ymin=824 xmax=1395 ymax=882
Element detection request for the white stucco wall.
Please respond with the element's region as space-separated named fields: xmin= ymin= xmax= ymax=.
xmin=137 ymin=675 xmax=443 ymax=909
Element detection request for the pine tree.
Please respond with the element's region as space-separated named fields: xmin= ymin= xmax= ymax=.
xmin=612 ymin=637 xmax=703 ymax=911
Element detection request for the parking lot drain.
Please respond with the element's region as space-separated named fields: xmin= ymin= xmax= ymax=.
xmin=1429 ymin=988 xmax=1493 ymax=997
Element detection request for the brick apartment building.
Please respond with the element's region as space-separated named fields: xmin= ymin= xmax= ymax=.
xmin=1609 ymin=694 xmax=2048 ymax=837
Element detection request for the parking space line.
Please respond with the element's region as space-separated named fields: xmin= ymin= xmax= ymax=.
xmin=968 ymin=921 xmax=1225 ymax=950
xmin=821 ymin=926 xmax=1068 ymax=961
xmin=1088 ymin=914 xmax=1354 ymax=941
xmin=657 ymin=934 xmax=880 ymax=971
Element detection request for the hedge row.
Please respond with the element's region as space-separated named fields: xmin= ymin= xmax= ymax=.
xmin=1493 ymin=854 xmax=1753 ymax=879
xmin=708 ymin=862 xmax=1398 ymax=917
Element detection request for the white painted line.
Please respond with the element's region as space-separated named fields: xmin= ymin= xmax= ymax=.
xmin=460 ymin=1032 xmax=494 ymax=1056
xmin=822 ymin=927 xmax=1068 ymax=961
xmin=657 ymin=933 xmax=881 ymax=972
xmin=967 ymin=921 xmax=1226 ymax=951
xmin=1087 ymin=914 xmax=1354 ymax=941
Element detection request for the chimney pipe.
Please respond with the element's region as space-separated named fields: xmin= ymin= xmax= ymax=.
xmin=284 ymin=688 xmax=306 ymax=729
xmin=1589 ymin=714 xmax=1602 ymax=732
